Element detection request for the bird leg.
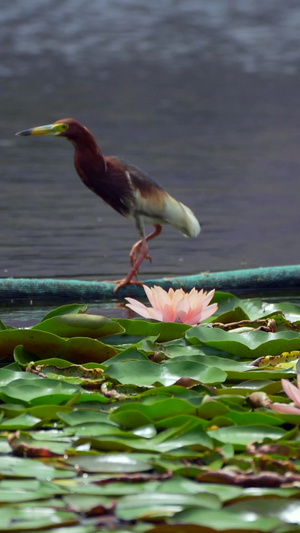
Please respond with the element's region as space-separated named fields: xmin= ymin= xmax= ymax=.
xmin=114 ymin=224 xmax=162 ymax=292
xmin=130 ymin=240 xmax=151 ymax=269
xmin=114 ymin=238 xmax=149 ymax=291
xmin=130 ymin=225 xmax=162 ymax=268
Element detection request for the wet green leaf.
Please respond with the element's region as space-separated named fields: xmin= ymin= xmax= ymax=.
xmin=0 ymin=506 xmax=78 ymax=531
xmin=0 ymin=329 xmax=66 ymax=360
xmin=57 ymin=409 xmax=112 ymax=426
xmin=116 ymin=491 xmax=221 ymax=520
xmin=42 ymin=303 xmax=88 ymax=321
xmin=0 ymin=455 xmax=75 ymax=480
xmin=0 ymin=479 xmax=67 ymax=503
xmin=187 ymin=326 xmax=300 ymax=359
xmin=61 ymin=336 xmax=118 ymax=363
xmin=213 ymin=305 xmax=250 ymax=324
xmin=33 ymin=313 xmax=124 ymax=338
xmin=208 ymin=424 xmax=285 ymax=447
xmin=227 ymin=498 xmax=300 ymax=525
xmin=1 ymin=296 xmax=300 ymax=532
xmin=66 ymin=453 xmax=153 ymax=473
xmin=172 ymin=508 xmax=281 ymax=530
xmin=0 ymin=376 xmax=81 ymax=405
xmin=110 ymin=398 xmax=197 ymax=423
xmin=0 ymin=413 xmax=41 ymax=429
xmin=114 ymin=318 xmax=191 ymax=341
xmin=106 ymin=359 xmax=226 ymax=386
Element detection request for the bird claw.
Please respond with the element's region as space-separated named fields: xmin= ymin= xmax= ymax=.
xmin=114 ymin=278 xmax=143 ymax=292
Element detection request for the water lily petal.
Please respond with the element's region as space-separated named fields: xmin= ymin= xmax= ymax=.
xmin=196 ymin=302 xmax=219 ymax=323
xmin=270 ymin=402 xmax=300 ymax=416
xmin=175 ymin=296 xmax=191 ymax=324
xmin=171 ymin=288 xmax=186 ymax=307
xmin=197 ymin=289 xmax=216 ymax=309
xmin=125 ymin=300 xmax=154 ymax=320
xmin=144 ymin=285 xmax=169 ymax=311
xmin=157 ymin=286 xmax=173 ymax=312
xmin=126 ymin=303 xmax=162 ymax=321
xmin=281 ymin=378 xmax=300 ymax=407
xmin=161 ymin=302 xmax=177 ymax=322
xmin=143 ymin=285 xmax=158 ymax=309
xmin=126 ymin=285 xmax=218 ymax=324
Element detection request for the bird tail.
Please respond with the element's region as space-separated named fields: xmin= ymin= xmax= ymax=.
xmin=164 ymin=194 xmax=201 ymax=237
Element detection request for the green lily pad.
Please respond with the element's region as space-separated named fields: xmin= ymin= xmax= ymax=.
xmin=66 ymin=453 xmax=153 ymax=473
xmin=114 ymin=318 xmax=191 ymax=341
xmin=0 ymin=506 xmax=78 ymax=531
xmin=42 ymin=303 xmax=88 ymax=320
xmin=208 ymin=424 xmax=285 ymax=447
xmin=172 ymin=508 xmax=281 ymax=530
xmin=187 ymin=327 xmax=300 ymax=359
xmin=33 ymin=313 xmax=124 ymax=338
xmin=0 ymin=455 xmax=75 ymax=480
xmin=106 ymin=359 xmax=226 ymax=387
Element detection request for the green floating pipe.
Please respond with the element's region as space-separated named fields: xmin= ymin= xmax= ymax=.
xmin=0 ymin=265 xmax=300 ymax=304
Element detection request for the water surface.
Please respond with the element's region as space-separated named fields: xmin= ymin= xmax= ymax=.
xmin=1 ymin=1 xmax=300 ymax=286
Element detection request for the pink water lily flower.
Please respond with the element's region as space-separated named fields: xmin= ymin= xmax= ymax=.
xmin=270 ymin=375 xmax=300 ymax=415
xmin=125 ymin=285 xmax=218 ymax=325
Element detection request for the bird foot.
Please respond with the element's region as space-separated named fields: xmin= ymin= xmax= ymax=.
xmin=114 ymin=278 xmax=144 ymax=293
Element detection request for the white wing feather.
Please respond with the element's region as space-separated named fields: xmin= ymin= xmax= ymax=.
xmin=132 ymin=188 xmax=200 ymax=237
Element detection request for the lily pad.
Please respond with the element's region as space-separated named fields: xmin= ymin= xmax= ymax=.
xmin=33 ymin=313 xmax=124 ymax=338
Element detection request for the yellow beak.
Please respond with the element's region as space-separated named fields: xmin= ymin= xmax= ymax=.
xmin=16 ymin=123 xmax=68 ymax=136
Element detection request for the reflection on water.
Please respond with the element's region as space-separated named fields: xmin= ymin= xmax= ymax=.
xmin=1 ymin=1 xmax=300 ymax=286
xmin=0 ymin=301 xmax=130 ymax=329
xmin=2 ymin=1 xmax=300 ymax=75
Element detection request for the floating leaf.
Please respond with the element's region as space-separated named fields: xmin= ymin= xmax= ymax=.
xmin=106 ymin=360 xmax=226 ymax=387
xmin=7 ymin=432 xmax=72 ymax=456
xmin=0 ymin=479 xmax=67 ymax=503
xmin=0 ymin=329 xmax=65 ymax=360
xmin=208 ymin=425 xmax=285 ymax=448
xmin=0 ymin=376 xmax=81 ymax=405
xmin=116 ymin=491 xmax=221 ymax=521
xmin=26 ymin=360 xmax=105 ymax=386
xmin=33 ymin=313 xmax=124 ymax=338
xmin=187 ymin=327 xmax=300 ymax=359
xmin=0 ymin=506 xmax=78 ymax=531
xmin=113 ymin=318 xmax=191 ymax=341
xmin=252 ymin=351 xmax=300 ymax=369
xmin=1 ymin=294 xmax=300 ymax=531
xmin=66 ymin=454 xmax=153 ymax=473
xmin=0 ymin=413 xmax=41 ymax=430
xmin=172 ymin=508 xmax=281 ymax=530
xmin=110 ymin=398 xmax=197 ymax=428
xmin=0 ymin=455 xmax=75 ymax=480
xmin=41 ymin=303 xmax=88 ymax=321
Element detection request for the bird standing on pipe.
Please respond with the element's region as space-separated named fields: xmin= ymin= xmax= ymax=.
xmin=16 ymin=118 xmax=200 ymax=291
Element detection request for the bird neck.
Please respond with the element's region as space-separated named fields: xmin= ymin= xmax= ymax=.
xmin=72 ymin=135 xmax=107 ymax=185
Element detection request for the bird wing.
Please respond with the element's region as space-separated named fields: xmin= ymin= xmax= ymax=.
xmin=107 ymin=158 xmax=200 ymax=238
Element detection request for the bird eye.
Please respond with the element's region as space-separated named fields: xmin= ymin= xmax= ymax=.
xmin=61 ymin=124 xmax=69 ymax=131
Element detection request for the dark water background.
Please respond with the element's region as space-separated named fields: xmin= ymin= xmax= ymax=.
xmin=1 ymin=1 xmax=300 ymax=323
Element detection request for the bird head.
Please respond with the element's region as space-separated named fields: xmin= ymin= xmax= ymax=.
xmin=16 ymin=118 xmax=91 ymax=142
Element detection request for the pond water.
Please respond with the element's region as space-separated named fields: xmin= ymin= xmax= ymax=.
xmin=1 ymin=2 xmax=300 ymax=302
xmin=0 ymin=301 xmax=129 ymax=329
